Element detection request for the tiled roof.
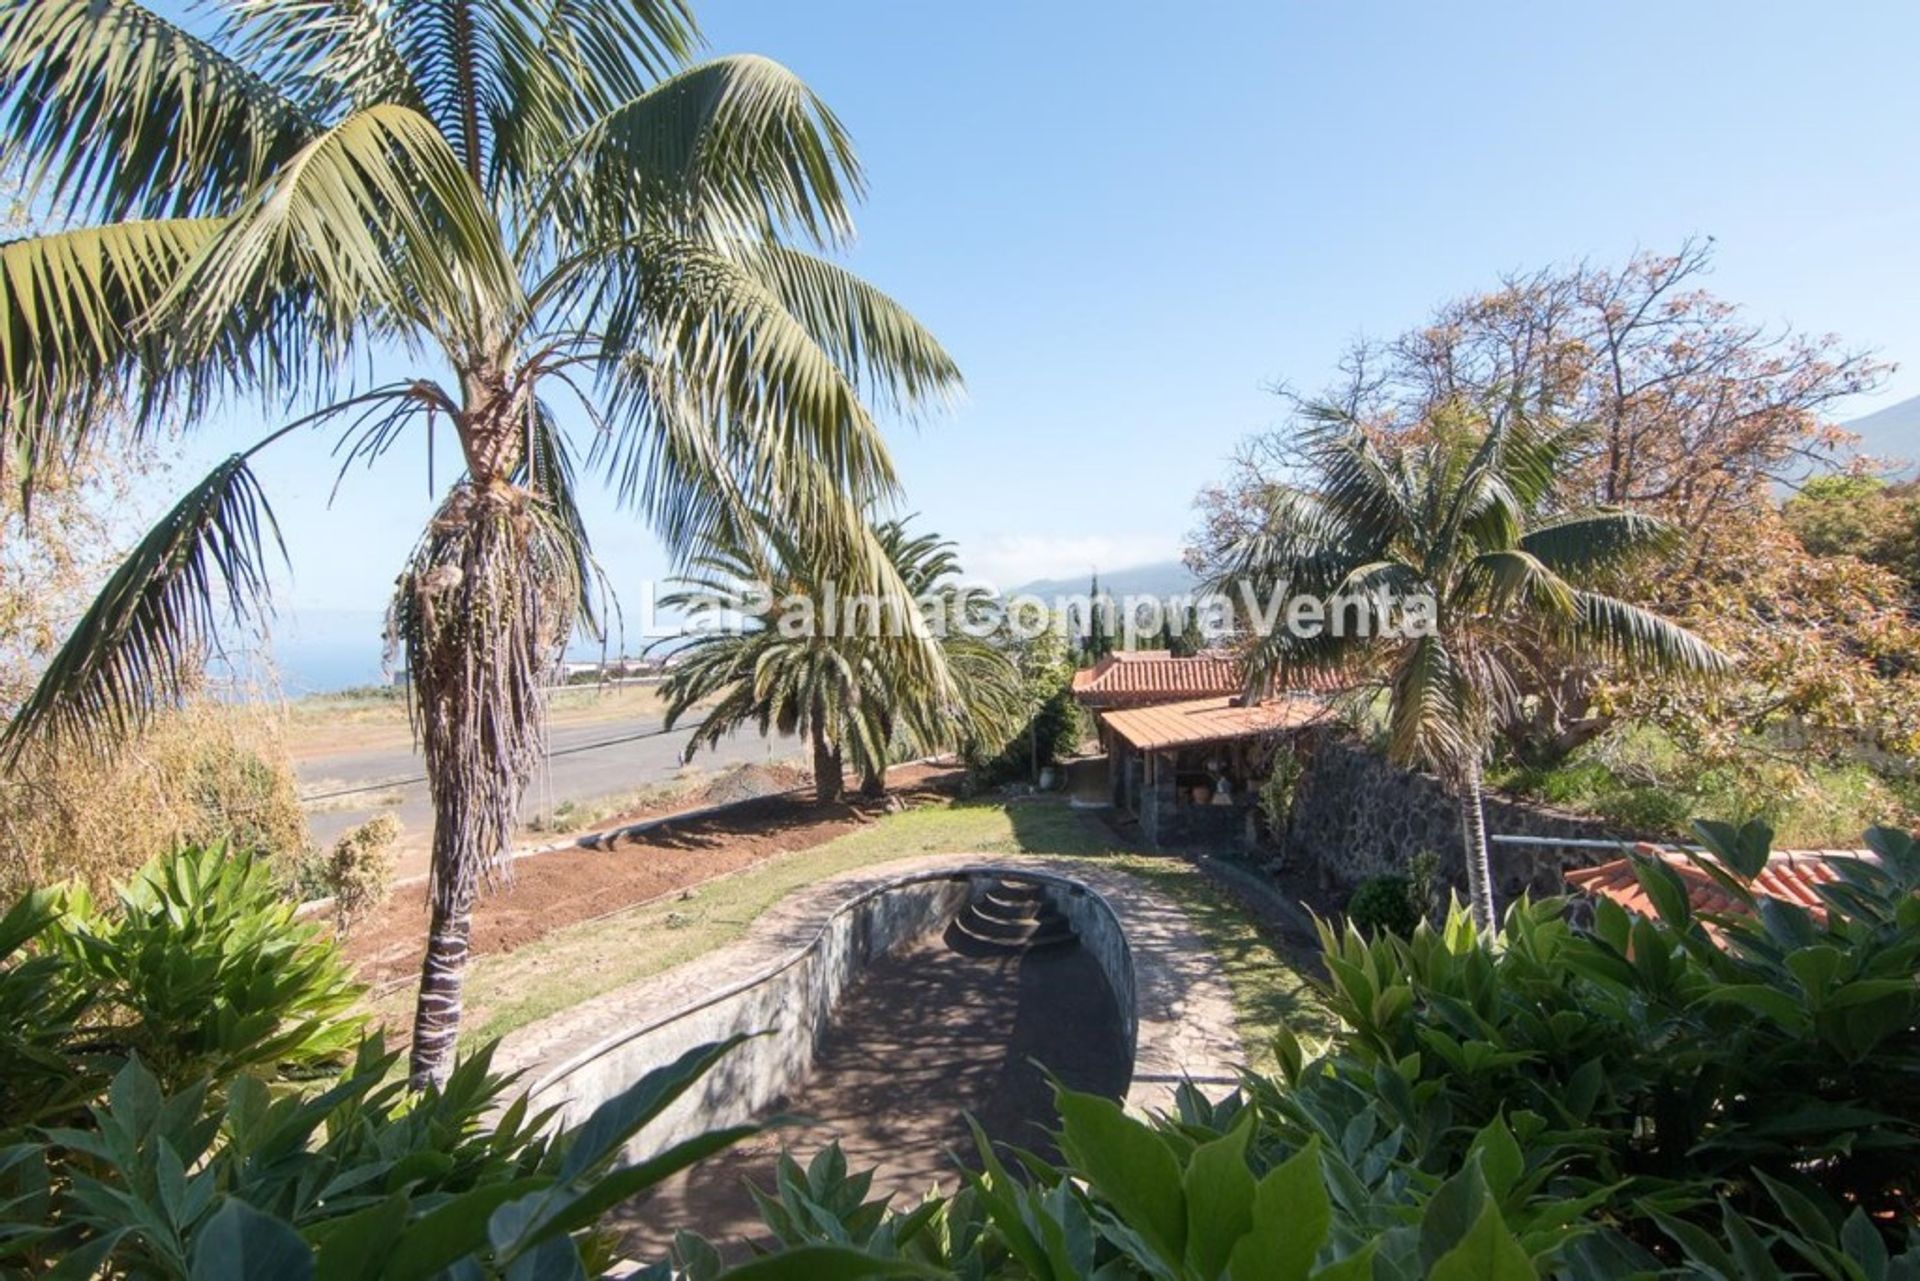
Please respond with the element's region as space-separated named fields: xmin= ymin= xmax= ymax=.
xmin=1101 ymin=695 xmax=1328 ymax=752
xmin=1565 ymin=844 xmax=1868 ymax=920
xmin=1071 ymin=653 xmax=1243 ymax=707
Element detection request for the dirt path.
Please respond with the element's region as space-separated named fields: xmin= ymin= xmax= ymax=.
xmin=616 ymin=922 xmax=1130 ymax=1260
xmin=345 ymin=764 xmax=964 ymax=998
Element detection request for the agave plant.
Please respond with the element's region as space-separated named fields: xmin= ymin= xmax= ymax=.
xmin=0 ymin=0 xmax=958 ymax=1086
xmin=1213 ymin=398 xmax=1727 ymax=929
xmin=658 ymin=512 xmax=1024 ymax=802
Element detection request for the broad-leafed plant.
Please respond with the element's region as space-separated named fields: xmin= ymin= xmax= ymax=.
xmin=0 ymin=0 xmax=958 ymax=1086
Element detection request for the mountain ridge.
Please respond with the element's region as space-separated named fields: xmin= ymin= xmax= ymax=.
xmin=1005 ymin=560 xmax=1202 ymax=601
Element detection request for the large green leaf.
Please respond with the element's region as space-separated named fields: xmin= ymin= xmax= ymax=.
xmin=1053 ymin=1088 xmax=1186 ymax=1269
xmin=1182 ymin=1114 xmax=1256 ymax=1279
xmin=188 ymin=1197 xmax=314 ymax=1281
xmin=1227 ymin=1136 xmax=1329 ymax=1281
xmin=1427 ymin=1201 xmax=1536 ymax=1281
xmin=501 ymin=1124 xmax=760 ymax=1256
xmin=559 ymin=1034 xmax=750 ymax=1180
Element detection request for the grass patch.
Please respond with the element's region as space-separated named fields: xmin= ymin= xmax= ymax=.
xmin=1491 ymin=723 xmax=1917 ymax=847
xmin=367 ymin=798 xmax=1330 ymax=1068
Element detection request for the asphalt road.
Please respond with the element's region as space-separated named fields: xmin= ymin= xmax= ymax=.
xmin=296 ymin=714 xmax=799 ymax=854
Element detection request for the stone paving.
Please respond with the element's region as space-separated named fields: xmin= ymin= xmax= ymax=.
xmin=495 ymin=851 xmax=1244 ymax=1118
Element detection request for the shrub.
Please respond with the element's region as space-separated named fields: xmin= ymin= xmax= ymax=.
xmin=1295 ymin=819 xmax=1920 ymax=1256
xmin=678 ymin=1090 xmax=1574 ymax=1280
xmin=1345 ymin=872 xmax=1420 ymax=937
xmin=325 ymin=813 xmax=400 ymax=932
xmin=40 ymin=843 xmax=365 ymax=1096
xmin=2 ymin=1037 xmax=798 ymax=1278
xmin=0 ymin=701 xmax=307 ymax=901
xmin=0 ymin=847 xmax=820 ymax=1280
xmin=704 ymin=816 xmax=1920 ymax=1279
xmin=1406 ymin=848 xmax=1441 ymax=924
xmin=1256 ymin=741 xmax=1305 ymax=845
xmin=1493 ymin=722 xmax=1920 ymax=845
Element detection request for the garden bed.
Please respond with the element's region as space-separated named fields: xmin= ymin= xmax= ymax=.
xmin=343 ymin=763 xmax=966 ymax=995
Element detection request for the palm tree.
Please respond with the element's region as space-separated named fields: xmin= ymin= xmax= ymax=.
xmin=1215 ymin=399 xmax=1728 ymax=931
xmin=0 ymin=0 xmax=957 ymax=1085
xmin=854 ymin=516 xmax=1025 ymax=796
xmin=658 ymin=514 xmax=1023 ymax=799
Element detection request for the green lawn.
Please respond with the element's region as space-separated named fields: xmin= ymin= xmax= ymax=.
xmin=371 ymin=797 xmax=1331 ymax=1070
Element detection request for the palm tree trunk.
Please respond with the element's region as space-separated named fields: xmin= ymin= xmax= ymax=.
xmin=398 ymin=484 xmax=570 ymax=1088
xmin=811 ymin=722 xmax=844 ymax=804
xmin=411 ymin=887 xmax=473 ymax=1086
xmin=859 ymin=710 xmax=891 ymax=797
xmin=1458 ymin=758 xmax=1498 ymax=934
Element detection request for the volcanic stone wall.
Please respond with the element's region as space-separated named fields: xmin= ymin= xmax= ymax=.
xmin=1284 ymin=731 xmax=1631 ymax=898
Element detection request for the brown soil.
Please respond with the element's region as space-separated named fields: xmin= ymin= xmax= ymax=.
xmin=344 ymin=762 xmax=965 ymax=992
xmin=617 ymin=923 xmax=1130 ymax=1261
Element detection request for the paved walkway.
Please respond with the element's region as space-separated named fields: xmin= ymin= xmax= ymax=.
xmin=496 ymin=852 xmax=1245 ymax=1119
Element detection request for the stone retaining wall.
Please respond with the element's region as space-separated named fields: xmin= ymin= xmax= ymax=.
xmin=524 ymin=867 xmax=1134 ymax=1159
xmin=1285 ymin=731 xmax=1634 ymax=898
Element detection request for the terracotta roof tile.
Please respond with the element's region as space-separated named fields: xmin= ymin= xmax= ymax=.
xmin=1100 ymin=695 xmax=1328 ymax=751
xmin=1565 ymin=846 xmax=1868 ymax=922
xmin=1071 ymin=654 xmax=1243 ymax=707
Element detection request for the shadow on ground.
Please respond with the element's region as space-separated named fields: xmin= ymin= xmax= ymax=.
xmin=615 ymin=917 xmax=1129 ymax=1261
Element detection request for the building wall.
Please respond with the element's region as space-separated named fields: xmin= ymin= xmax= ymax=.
xmin=1284 ymin=731 xmax=1635 ymax=897
xmin=1139 ymin=757 xmax=1257 ymax=849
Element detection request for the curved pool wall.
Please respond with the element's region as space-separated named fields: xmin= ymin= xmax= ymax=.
xmin=524 ymin=866 xmax=1137 ymax=1160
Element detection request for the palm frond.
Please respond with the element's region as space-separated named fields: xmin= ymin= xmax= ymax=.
xmin=218 ymin=0 xmax=428 ymax=119
xmin=1 ymin=218 xmax=223 ymax=499
xmin=557 ymin=54 xmax=862 ymax=248
xmin=1566 ymin=592 xmax=1732 ymax=676
xmin=1461 ymin=548 xmax=1578 ymax=620
xmin=163 ymin=102 xmax=520 ymax=354
xmin=0 ymin=454 xmax=282 ymax=765
xmin=488 ymin=0 xmax=697 ymax=200
xmin=1520 ymin=509 xmax=1679 ymax=578
xmin=1307 ymin=415 xmax=1415 ymax=554
xmin=583 ymin=233 xmax=900 ymax=532
xmin=726 ymin=242 xmax=961 ymax=414
xmin=1385 ymin=633 xmax=1473 ymax=775
xmin=0 ymin=0 xmax=315 ymax=222
xmin=514 ymin=398 xmax=607 ymax=638
xmin=1428 ymin=410 xmax=1531 ymax=570
xmin=655 ymin=503 xmax=967 ymax=771
xmin=586 ymin=353 xmax=757 ymax=555
xmin=875 ymin=516 xmax=962 ymax=597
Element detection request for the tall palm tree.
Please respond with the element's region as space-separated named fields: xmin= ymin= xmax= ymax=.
xmin=658 ymin=513 xmax=1023 ymax=799
xmin=0 ymin=0 xmax=958 ymax=1085
xmin=1215 ymin=399 xmax=1728 ymax=930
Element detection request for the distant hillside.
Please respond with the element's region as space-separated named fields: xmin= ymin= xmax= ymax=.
xmin=1844 ymin=396 xmax=1919 ymax=476
xmin=1008 ymin=559 xmax=1202 ymax=601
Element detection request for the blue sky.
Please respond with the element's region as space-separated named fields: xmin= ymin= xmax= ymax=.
xmin=166 ymin=0 xmax=1920 ymax=659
